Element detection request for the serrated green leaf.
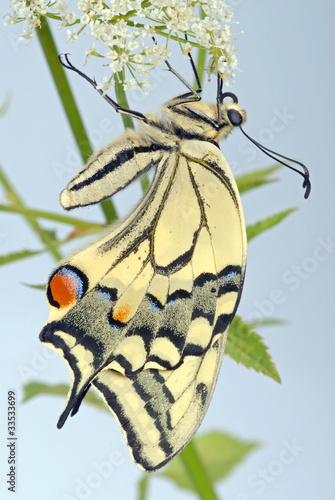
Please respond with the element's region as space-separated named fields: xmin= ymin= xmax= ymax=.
xmin=0 ymin=249 xmax=42 ymax=265
xmin=161 ymin=431 xmax=259 ymax=491
xmin=226 ymin=316 xmax=281 ymax=383
xmin=22 ymin=382 xmax=108 ymax=411
xmin=246 ymin=208 xmax=296 ymax=241
xmin=236 ymin=164 xmax=281 ymax=194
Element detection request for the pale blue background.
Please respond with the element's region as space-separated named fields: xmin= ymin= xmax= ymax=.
xmin=1 ymin=1 xmax=334 ymax=499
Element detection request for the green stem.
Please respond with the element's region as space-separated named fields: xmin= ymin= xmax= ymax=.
xmin=114 ymin=72 xmax=149 ymax=192
xmin=180 ymin=441 xmax=219 ymax=500
xmin=37 ymin=16 xmax=117 ymax=224
xmin=195 ymin=47 xmax=206 ymax=88
xmin=195 ymin=8 xmax=207 ymax=87
xmin=114 ymin=71 xmax=135 ymax=130
xmin=0 ymin=204 xmax=104 ymax=229
xmin=137 ymin=474 xmax=149 ymax=500
xmin=0 ymin=165 xmax=61 ymax=261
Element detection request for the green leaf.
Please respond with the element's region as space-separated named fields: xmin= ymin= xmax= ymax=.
xmin=250 ymin=318 xmax=286 ymax=329
xmin=0 ymin=94 xmax=12 ymax=118
xmin=161 ymin=431 xmax=259 ymax=492
xmin=236 ymin=165 xmax=281 ymax=194
xmin=22 ymin=382 xmax=108 ymax=411
xmin=22 ymin=283 xmax=46 ymax=291
xmin=0 ymin=166 xmax=62 ymax=261
xmin=226 ymin=316 xmax=281 ymax=383
xmin=42 ymin=228 xmax=58 ymax=242
xmin=246 ymin=208 xmax=296 ymax=241
xmin=0 ymin=249 xmax=43 ymax=265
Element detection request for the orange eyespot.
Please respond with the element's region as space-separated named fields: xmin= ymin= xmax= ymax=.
xmin=47 ymin=265 xmax=88 ymax=309
xmin=113 ymin=304 xmax=131 ymax=324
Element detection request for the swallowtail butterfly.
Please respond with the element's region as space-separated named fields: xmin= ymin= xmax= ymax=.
xmin=40 ymin=54 xmax=311 ymax=471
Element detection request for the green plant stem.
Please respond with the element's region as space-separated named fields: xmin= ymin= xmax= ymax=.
xmin=0 ymin=165 xmax=61 ymax=261
xmin=180 ymin=441 xmax=219 ymax=500
xmin=195 ymin=46 xmax=206 ymax=87
xmin=195 ymin=8 xmax=206 ymax=86
xmin=0 ymin=204 xmax=104 ymax=229
xmin=37 ymin=16 xmax=117 ymax=224
xmin=114 ymin=72 xmax=149 ymax=192
xmin=137 ymin=474 xmax=149 ymax=500
xmin=114 ymin=71 xmax=135 ymax=130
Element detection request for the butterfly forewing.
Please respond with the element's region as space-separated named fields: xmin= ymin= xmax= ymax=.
xmin=60 ymin=128 xmax=175 ymax=209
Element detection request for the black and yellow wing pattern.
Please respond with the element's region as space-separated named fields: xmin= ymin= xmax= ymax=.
xmin=40 ymin=88 xmax=247 ymax=471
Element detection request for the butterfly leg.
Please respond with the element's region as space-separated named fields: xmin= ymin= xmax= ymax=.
xmin=151 ymin=36 xmax=203 ymax=106
xmin=58 ymin=54 xmax=147 ymax=122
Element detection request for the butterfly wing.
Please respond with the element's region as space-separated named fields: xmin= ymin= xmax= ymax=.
xmin=40 ymin=140 xmax=246 ymax=471
xmin=60 ymin=127 xmax=175 ymax=209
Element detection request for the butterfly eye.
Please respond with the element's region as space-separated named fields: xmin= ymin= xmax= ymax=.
xmin=47 ymin=265 xmax=88 ymax=309
xmin=227 ymin=109 xmax=243 ymax=127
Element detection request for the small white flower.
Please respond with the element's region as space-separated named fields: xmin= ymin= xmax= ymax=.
xmin=77 ymin=0 xmax=90 ymax=12
xmin=27 ymin=16 xmax=41 ymax=29
xmin=109 ymin=60 xmax=123 ymax=72
xmin=133 ymin=53 xmax=143 ymax=64
xmin=182 ymin=42 xmax=192 ymax=59
xmin=106 ymin=50 xmax=119 ymax=60
xmin=136 ymin=64 xmax=148 ymax=77
xmin=127 ymin=40 xmax=139 ymax=51
xmin=123 ymin=78 xmax=137 ymax=92
xmin=66 ymin=29 xmax=78 ymax=42
xmin=19 ymin=26 xmax=34 ymax=43
xmin=64 ymin=12 xmax=77 ymax=25
xmin=3 ymin=13 xmax=16 ymax=26
xmin=119 ymin=52 xmax=129 ymax=64
xmin=4 ymin=0 xmax=239 ymax=92
xmin=53 ymin=0 xmax=67 ymax=14
xmin=141 ymin=79 xmax=151 ymax=94
xmin=80 ymin=13 xmax=90 ymax=25
xmin=94 ymin=1 xmax=104 ymax=13
xmin=97 ymin=76 xmax=112 ymax=94
xmin=85 ymin=43 xmax=96 ymax=56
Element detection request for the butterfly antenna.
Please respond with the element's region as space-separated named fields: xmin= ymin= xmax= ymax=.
xmin=239 ymin=127 xmax=311 ymax=199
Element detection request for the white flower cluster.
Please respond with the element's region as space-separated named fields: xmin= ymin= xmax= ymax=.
xmin=4 ymin=0 xmax=239 ymax=92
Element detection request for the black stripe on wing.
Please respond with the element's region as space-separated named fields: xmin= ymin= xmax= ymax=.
xmin=69 ymin=144 xmax=173 ymax=192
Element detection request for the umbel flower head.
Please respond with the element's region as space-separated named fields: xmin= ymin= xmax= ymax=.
xmin=4 ymin=0 xmax=239 ymax=93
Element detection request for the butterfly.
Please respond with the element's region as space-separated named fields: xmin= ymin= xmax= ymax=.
xmin=39 ymin=53 xmax=311 ymax=472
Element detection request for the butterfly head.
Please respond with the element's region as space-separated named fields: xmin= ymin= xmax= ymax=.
xmin=163 ymin=91 xmax=246 ymax=143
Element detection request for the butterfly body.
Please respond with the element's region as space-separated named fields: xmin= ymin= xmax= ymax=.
xmin=40 ymin=92 xmax=247 ymax=471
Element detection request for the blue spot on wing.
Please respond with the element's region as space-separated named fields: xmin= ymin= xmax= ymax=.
xmin=151 ymin=300 xmax=161 ymax=312
xmin=95 ymin=290 xmax=113 ymax=301
xmin=147 ymin=294 xmax=164 ymax=312
xmin=220 ymin=270 xmax=237 ymax=281
xmin=95 ymin=286 xmax=118 ymax=302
